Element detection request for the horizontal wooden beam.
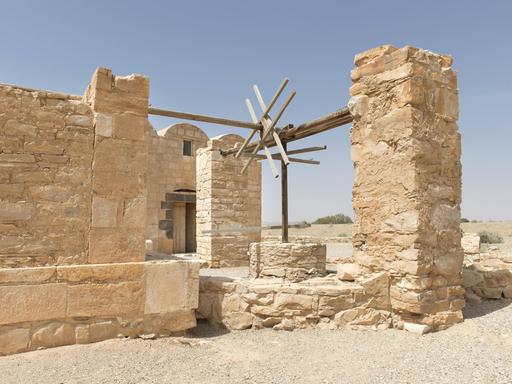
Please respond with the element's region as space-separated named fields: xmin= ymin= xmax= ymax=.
xmin=244 ymin=153 xmax=320 ymax=165
xmin=286 ymin=145 xmax=327 ymax=155
xmin=221 ymin=107 xmax=352 ymax=156
xmin=148 ymin=107 xmax=260 ymax=130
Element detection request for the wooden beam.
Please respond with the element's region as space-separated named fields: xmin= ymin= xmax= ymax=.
xmin=253 ymin=84 xmax=290 ymax=166
xmin=255 ymin=78 xmax=289 ymax=123
xmin=286 ymin=145 xmax=327 ymax=155
xmin=243 ymin=99 xmax=279 ymax=178
xmin=148 ymin=107 xmax=260 ymax=130
xmin=244 ymin=153 xmax=320 ymax=165
xmin=221 ymin=107 xmax=352 ymax=156
xmin=281 ymin=141 xmax=289 ymax=243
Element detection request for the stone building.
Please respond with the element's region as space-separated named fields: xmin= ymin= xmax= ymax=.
xmin=0 ymin=67 xmax=261 ymax=355
xmin=0 ymin=44 xmax=480 ymax=356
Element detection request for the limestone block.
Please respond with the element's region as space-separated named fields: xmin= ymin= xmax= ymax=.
xmin=274 ymin=293 xmax=313 ymax=313
xmin=224 ymin=312 xmax=253 ymax=330
xmin=0 ymin=266 xmax=56 ymax=284
xmin=67 ymin=281 xmax=143 ymax=317
xmin=31 ymin=323 xmax=75 ymax=349
xmin=56 ymin=263 xmax=143 ymax=283
xmin=144 ymin=261 xmax=200 ymax=314
xmin=66 ymin=114 xmax=93 ymax=128
xmin=462 ymin=268 xmax=484 ymax=288
xmin=462 ymin=233 xmax=480 ymax=254
xmin=0 ymin=328 xmax=29 ymax=355
xmin=337 ymin=263 xmax=360 ymax=281
xmin=88 ymin=321 xmax=119 ymax=343
xmin=249 ymin=241 xmax=326 ymax=281
xmin=91 ymin=196 xmax=118 ymax=228
xmin=122 ymin=197 xmax=146 ymax=229
xmin=0 ymin=283 xmax=67 ymax=325
xmin=0 ymin=153 xmax=36 ymax=163
xmin=95 ymin=113 xmax=113 ymax=137
xmin=3 ymin=119 xmax=36 ymax=137
xmin=113 ymin=112 xmax=147 ymax=140
xmin=0 ymin=201 xmax=34 ymax=221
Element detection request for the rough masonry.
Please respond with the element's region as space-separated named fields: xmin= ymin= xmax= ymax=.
xmin=349 ymin=45 xmax=464 ymax=330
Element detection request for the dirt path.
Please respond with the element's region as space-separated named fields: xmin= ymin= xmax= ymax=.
xmin=1 ymin=300 xmax=511 ymax=384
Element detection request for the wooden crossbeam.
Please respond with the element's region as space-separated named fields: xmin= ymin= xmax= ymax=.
xmin=253 ymin=85 xmax=290 ymax=166
xmin=148 ymin=107 xmax=260 ymax=130
xmin=285 ymin=145 xmax=327 ymax=155
xmin=241 ymin=90 xmax=296 ymax=173
xmin=244 ymin=99 xmax=279 ymax=178
xmin=221 ymin=107 xmax=352 ymax=156
xmin=243 ymin=153 xmax=320 ymax=165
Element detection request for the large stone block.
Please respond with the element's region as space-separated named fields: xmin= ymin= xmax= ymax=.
xmin=0 ymin=283 xmax=67 ymax=325
xmin=91 ymin=196 xmax=118 ymax=228
xmin=0 ymin=328 xmax=30 ymax=355
xmin=144 ymin=261 xmax=200 ymax=314
xmin=67 ymin=281 xmax=143 ymax=317
xmin=249 ymin=241 xmax=326 ymax=282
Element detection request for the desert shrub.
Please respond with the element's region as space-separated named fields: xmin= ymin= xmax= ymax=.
xmin=313 ymin=213 xmax=353 ymax=225
xmin=337 ymin=233 xmax=348 ymax=237
xmin=461 ymin=217 xmax=470 ymax=223
xmin=478 ymin=231 xmax=503 ymax=244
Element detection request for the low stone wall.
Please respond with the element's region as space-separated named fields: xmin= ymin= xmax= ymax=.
xmin=249 ymin=241 xmax=326 ymax=282
xmin=0 ymin=260 xmax=200 ymax=356
xmin=197 ymin=272 xmax=391 ymax=331
xmin=463 ymin=260 xmax=512 ymax=301
xmin=262 ymin=235 xmax=352 ymax=244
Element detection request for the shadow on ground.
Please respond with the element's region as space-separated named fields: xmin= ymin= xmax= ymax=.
xmin=464 ymin=298 xmax=512 ymax=319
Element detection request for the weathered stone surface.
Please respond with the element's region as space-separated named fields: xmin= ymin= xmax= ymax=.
xmin=224 ymin=312 xmax=254 ymax=330
xmin=88 ymin=321 xmax=119 ymax=343
xmin=144 ymin=261 xmax=200 ymax=314
xmin=350 ymin=45 xmax=464 ymax=330
xmin=249 ymin=241 xmax=326 ymax=282
xmin=0 ymin=283 xmax=67 ymax=325
xmin=337 ymin=263 xmax=360 ymax=281
xmin=196 ymin=134 xmax=261 ymax=267
xmin=462 ymin=233 xmax=480 ymax=254
xmin=31 ymin=323 xmax=75 ymax=348
xmin=0 ymin=328 xmax=30 ymax=355
xmin=67 ymin=281 xmax=143 ymax=317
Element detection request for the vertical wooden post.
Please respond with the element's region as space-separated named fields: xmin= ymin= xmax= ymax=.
xmin=281 ymin=141 xmax=289 ymax=243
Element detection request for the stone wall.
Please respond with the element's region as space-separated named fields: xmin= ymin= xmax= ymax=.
xmin=0 ymin=69 xmax=202 ymax=355
xmin=249 ymin=241 xmax=326 ymax=282
xmin=349 ymin=45 xmax=464 ymax=330
xmin=196 ymin=134 xmax=262 ymax=267
xmin=198 ymin=272 xmax=390 ymax=331
xmin=0 ymin=259 xmax=200 ymax=355
xmin=146 ymin=123 xmax=208 ymax=253
xmin=85 ymin=68 xmax=149 ymax=264
xmin=0 ymin=85 xmax=94 ymax=268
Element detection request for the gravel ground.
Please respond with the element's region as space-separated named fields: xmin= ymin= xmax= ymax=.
xmin=1 ymin=300 xmax=511 ymax=384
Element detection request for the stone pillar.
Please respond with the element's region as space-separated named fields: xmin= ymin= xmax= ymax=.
xmin=196 ymin=134 xmax=261 ymax=267
xmin=84 ymin=68 xmax=149 ymax=263
xmin=349 ymin=45 xmax=464 ymax=330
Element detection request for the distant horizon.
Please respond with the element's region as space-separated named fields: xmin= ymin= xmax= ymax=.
xmin=1 ymin=1 xmax=510 ymax=223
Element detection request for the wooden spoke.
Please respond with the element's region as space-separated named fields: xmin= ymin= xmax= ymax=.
xmin=241 ymin=90 xmax=296 ymax=174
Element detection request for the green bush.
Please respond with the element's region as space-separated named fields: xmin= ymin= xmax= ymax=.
xmin=478 ymin=231 xmax=503 ymax=244
xmin=461 ymin=217 xmax=470 ymax=223
xmin=313 ymin=213 xmax=353 ymax=225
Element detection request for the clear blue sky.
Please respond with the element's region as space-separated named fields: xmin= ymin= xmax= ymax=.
xmin=2 ymin=1 xmax=510 ymax=223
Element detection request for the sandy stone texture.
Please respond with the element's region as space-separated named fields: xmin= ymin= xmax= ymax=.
xmin=196 ymin=134 xmax=261 ymax=267
xmin=349 ymin=45 xmax=463 ymax=330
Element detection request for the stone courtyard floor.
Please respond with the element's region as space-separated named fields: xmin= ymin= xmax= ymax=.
xmin=1 ymin=300 xmax=511 ymax=384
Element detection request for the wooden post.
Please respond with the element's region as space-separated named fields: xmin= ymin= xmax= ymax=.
xmin=281 ymin=141 xmax=289 ymax=243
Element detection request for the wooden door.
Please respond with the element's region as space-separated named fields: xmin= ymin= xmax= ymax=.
xmin=172 ymin=203 xmax=186 ymax=253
